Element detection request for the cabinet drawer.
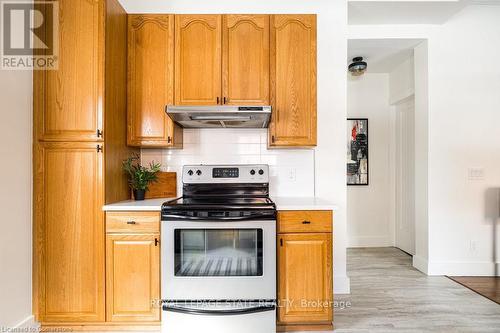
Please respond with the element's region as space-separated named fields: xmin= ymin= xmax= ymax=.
xmin=106 ymin=212 xmax=160 ymax=233
xmin=277 ymin=211 xmax=332 ymax=233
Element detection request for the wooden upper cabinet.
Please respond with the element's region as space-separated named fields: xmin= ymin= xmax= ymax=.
xmin=127 ymin=14 xmax=182 ymax=147
xmin=175 ymin=15 xmax=222 ymax=105
xmin=278 ymin=233 xmax=332 ymax=325
xmin=34 ymin=142 xmax=105 ymax=322
xmin=106 ymin=234 xmax=160 ymax=322
xmin=36 ymin=0 xmax=104 ymax=142
xmin=269 ymin=15 xmax=317 ymax=147
xmin=222 ymin=15 xmax=269 ymax=105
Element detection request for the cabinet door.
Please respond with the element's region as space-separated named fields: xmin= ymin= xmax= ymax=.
xmin=175 ymin=15 xmax=222 ymax=105
xmin=222 ymin=15 xmax=269 ymax=105
xmin=269 ymin=15 xmax=317 ymax=147
xmin=128 ymin=14 xmax=182 ymax=147
xmin=34 ymin=142 xmax=104 ymax=322
xmin=35 ymin=0 xmax=104 ymax=142
xmin=278 ymin=233 xmax=332 ymax=324
xmin=106 ymin=234 xmax=160 ymax=322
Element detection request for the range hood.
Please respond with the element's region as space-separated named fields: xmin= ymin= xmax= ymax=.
xmin=166 ymin=105 xmax=271 ymax=128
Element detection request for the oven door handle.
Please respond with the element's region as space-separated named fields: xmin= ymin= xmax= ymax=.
xmin=162 ymin=303 xmax=276 ymax=316
xmin=162 ymin=214 xmax=275 ymax=221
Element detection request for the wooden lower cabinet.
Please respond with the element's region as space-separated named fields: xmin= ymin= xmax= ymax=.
xmin=105 ymin=212 xmax=161 ymax=324
xmin=106 ymin=234 xmax=160 ymax=322
xmin=34 ymin=142 xmax=105 ymax=322
xmin=277 ymin=211 xmax=333 ymax=331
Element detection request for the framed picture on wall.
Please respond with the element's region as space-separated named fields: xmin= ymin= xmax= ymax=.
xmin=347 ymin=118 xmax=369 ymax=185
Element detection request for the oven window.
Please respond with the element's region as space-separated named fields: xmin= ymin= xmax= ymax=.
xmin=174 ymin=229 xmax=263 ymax=277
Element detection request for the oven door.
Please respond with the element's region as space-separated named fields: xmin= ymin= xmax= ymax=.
xmin=161 ymin=219 xmax=276 ymax=301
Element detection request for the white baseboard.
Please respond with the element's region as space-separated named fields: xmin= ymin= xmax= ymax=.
xmin=13 ymin=315 xmax=39 ymax=329
xmin=412 ymin=257 xmax=500 ymax=276
xmin=427 ymin=261 xmax=500 ymax=276
xmin=348 ymin=236 xmax=392 ymax=248
xmin=334 ymin=275 xmax=351 ymax=294
xmin=412 ymin=255 xmax=429 ymax=274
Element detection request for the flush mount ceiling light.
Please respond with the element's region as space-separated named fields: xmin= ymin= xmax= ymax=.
xmin=348 ymin=57 xmax=368 ymax=76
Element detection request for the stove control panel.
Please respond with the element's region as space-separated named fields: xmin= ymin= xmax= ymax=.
xmin=183 ymin=165 xmax=269 ymax=183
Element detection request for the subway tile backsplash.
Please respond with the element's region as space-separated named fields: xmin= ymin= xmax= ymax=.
xmin=140 ymin=129 xmax=315 ymax=197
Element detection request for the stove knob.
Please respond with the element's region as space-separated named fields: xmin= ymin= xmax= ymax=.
xmin=196 ymin=170 xmax=202 ymax=176
xmin=187 ymin=170 xmax=194 ymax=176
xmin=250 ymin=169 xmax=256 ymax=175
xmin=258 ymin=169 xmax=264 ymax=175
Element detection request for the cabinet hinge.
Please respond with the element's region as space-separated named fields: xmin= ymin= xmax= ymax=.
xmin=271 ymin=135 xmax=275 ymax=144
xmin=167 ymin=136 xmax=172 ymax=144
xmin=280 ymin=238 xmax=283 ymax=247
xmin=216 ymin=97 xmax=220 ymax=104
xmin=97 ymin=145 xmax=103 ymax=153
xmin=97 ymin=129 xmax=103 ymax=138
xmin=223 ymin=97 xmax=227 ymax=104
xmin=155 ymin=238 xmax=159 ymax=247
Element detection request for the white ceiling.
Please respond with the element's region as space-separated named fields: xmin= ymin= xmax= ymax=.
xmin=347 ymin=39 xmax=423 ymax=73
xmin=348 ymin=0 xmax=467 ymax=25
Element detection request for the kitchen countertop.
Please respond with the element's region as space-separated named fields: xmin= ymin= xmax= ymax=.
xmin=102 ymin=197 xmax=337 ymax=212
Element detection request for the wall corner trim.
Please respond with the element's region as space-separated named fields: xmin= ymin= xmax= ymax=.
xmin=334 ymin=275 xmax=351 ymax=294
xmin=413 ymin=255 xmax=429 ymax=275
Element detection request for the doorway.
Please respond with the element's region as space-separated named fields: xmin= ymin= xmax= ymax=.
xmin=347 ymin=38 xmax=423 ymax=258
xmin=394 ymin=97 xmax=416 ymax=255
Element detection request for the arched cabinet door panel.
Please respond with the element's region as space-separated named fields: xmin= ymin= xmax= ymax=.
xmin=174 ymin=15 xmax=222 ymax=105
xmin=222 ymin=15 xmax=270 ymax=105
xmin=269 ymin=15 xmax=317 ymax=147
xmin=127 ymin=14 xmax=182 ymax=147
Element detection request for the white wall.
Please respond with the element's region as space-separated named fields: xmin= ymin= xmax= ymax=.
xmin=0 ymin=69 xmax=33 ymax=326
xmin=389 ymin=56 xmax=415 ymax=104
xmin=120 ymin=0 xmax=351 ymax=293
xmin=426 ymin=5 xmax=500 ymax=275
xmin=347 ymin=74 xmax=393 ymax=247
xmin=348 ymin=4 xmax=500 ymax=276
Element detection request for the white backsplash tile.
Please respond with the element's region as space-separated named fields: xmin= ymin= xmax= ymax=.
xmin=141 ymin=129 xmax=315 ymax=197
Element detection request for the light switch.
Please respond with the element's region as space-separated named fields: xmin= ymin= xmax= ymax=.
xmin=468 ymin=167 xmax=485 ymax=180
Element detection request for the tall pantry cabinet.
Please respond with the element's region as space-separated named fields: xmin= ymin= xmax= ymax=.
xmin=33 ymin=0 xmax=135 ymax=323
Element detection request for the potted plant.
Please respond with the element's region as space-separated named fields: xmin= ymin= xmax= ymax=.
xmin=122 ymin=153 xmax=161 ymax=200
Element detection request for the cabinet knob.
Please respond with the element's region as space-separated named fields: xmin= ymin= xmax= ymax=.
xmin=216 ymin=97 xmax=220 ymax=104
xmin=223 ymin=97 xmax=227 ymax=104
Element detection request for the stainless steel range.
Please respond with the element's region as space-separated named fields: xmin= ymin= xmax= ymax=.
xmin=161 ymin=165 xmax=276 ymax=333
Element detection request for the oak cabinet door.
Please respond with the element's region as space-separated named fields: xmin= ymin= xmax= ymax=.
xmin=36 ymin=0 xmax=104 ymax=142
xmin=34 ymin=142 xmax=105 ymax=322
xmin=127 ymin=14 xmax=182 ymax=147
xmin=269 ymin=15 xmax=317 ymax=147
xmin=222 ymin=15 xmax=269 ymax=105
xmin=278 ymin=233 xmax=332 ymax=324
xmin=175 ymin=15 xmax=222 ymax=105
xmin=106 ymin=234 xmax=160 ymax=322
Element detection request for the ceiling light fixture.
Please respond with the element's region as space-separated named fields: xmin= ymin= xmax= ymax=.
xmin=348 ymin=57 xmax=368 ymax=76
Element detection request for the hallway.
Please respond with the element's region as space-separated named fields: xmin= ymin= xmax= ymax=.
xmin=334 ymin=248 xmax=500 ymax=332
